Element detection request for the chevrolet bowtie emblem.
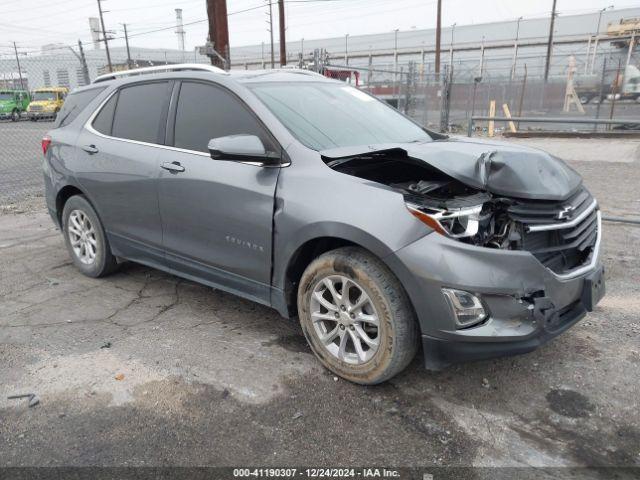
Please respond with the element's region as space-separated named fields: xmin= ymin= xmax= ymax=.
xmin=557 ymin=205 xmax=575 ymax=220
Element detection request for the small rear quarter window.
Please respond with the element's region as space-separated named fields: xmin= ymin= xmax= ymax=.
xmin=54 ymin=86 xmax=106 ymax=128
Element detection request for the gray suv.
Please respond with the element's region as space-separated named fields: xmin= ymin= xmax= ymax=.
xmin=42 ymin=64 xmax=605 ymax=384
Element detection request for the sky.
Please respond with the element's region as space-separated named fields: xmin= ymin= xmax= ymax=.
xmin=0 ymin=0 xmax=637 ymax=56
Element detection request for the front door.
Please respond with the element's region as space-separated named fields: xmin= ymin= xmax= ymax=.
xmin=157 ymin=81 xmax=281 ymax=304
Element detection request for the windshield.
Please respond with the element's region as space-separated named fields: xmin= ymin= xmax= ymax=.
xmin=33 ymin=92 xmax=57 ymax=101
xmin=248 ymin=82 xmax=431 ymax=150
xmin=0 ymin=93 xmax=13 ymax=101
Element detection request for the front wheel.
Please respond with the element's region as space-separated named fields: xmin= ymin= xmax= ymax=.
xmin=297 ymin=247 xmax=418 ymax=384
xmin=62 ymin=195 xmax=118 ymax=278
xmin=10 ymin=109 xmax=19 ymax=122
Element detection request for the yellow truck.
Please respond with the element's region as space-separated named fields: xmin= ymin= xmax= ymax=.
xmin=27 ymin=87 xmax=68 ymax=121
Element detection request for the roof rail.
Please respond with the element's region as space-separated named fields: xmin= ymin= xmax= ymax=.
xmin=93 ymin=63 xmax=226 ymax=84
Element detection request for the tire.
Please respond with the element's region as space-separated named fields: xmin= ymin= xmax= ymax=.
xmin=62 ymin=195 xmax=118 ymax=278
xmin=297 ymin=247 xmax=418 ymax=384
xmin=10 ymin=109 xmax=19 ymax=122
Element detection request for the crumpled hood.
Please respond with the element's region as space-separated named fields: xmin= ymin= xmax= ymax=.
xmin=321 ymin=137 xmax=583 ymax=201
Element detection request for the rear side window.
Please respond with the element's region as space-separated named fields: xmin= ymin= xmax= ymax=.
xmin=55 ymin=87 xmax=105 ymax=128
xmin=92 ymin=93 xmax=118 ymax=135
xmin=111 ymin=82 xmax=170 ymax=144
xmin=173 ymin=81 xmax=277 ymax=154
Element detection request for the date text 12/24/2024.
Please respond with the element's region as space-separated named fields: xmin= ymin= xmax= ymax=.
xmin=233 ymin=468 xmax=402 ymax=478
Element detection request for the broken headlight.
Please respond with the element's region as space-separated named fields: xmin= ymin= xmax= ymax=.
xmin=406 ymin=203 xmax=483 ymax=238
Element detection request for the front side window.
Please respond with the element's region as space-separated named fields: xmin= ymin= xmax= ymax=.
xmin=173 ymin=81 xmax=277 ymax=154
xmin=247 ymin=82 xmax=432 ymax=151
xmin=111 ymin=82 xmax=170 ymax=144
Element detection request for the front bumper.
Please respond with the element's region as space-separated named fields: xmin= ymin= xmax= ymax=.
xmin=27 ymin=111 xmax=55 ymax=119
xmin=387 ymin=214 xmax=605 ymax=370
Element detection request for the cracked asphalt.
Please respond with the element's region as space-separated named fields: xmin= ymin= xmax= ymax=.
xmin=1 ymin=141 xmax=639 ymax=476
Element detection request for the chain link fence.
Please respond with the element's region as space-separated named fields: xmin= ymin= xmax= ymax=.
xmin=0 ymin=45 xmax=210 ymax=205
xmin=0 ymin=41 xmax=638 ymax=205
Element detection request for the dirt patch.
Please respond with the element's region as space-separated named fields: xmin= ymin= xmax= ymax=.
xmin=546 ymin=389 xmax=595 ymax=419
xmin=262 ymin=333 xmax=311 ymax=354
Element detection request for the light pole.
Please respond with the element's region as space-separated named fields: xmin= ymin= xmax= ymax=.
xmin=393 ymin=29 xmax=399 ymax=106
xmin=511 ymin=16 xmax=523 ymax=80
xmin=449 ymin=23 xmax=456 ymax=67
xmin=345 ymin=34 xmax=349 ymax=65
xmin=591 ymin=5 xmax=613 ymax=74
xmin=544 ymin=0 xmax=557 ymax=83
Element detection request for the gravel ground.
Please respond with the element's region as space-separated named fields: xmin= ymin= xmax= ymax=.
xmin=0 ymin=140 xmax=639 ymax=477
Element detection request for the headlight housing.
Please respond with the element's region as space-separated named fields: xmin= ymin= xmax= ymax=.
xmin=406 ymin=203 xmax=483 ymax=238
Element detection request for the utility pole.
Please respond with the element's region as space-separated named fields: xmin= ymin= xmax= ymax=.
xmin=590 ymin=6 xmax=613 ymax=74
xmin=175 ymin=8 xmax=186 ymax=52
xmin=78 ymin=40 xmax=90 ymax=85
xmin=511 ymin=16 xmax=523 ymax=80
xmin=544 ymin=0 xmax=557 ymax=82
xmin=267 ymin=0 xmax=275 ymax=68
xmin=448 ymin=23 xmax=456 ymax=67
xmin=12 ymin=42 xmax=25 ymax=90
xmin=345 ymin=34 xmax=349 ymax=65
xmin=278 ymin=0 xmax=286 ymax=66
xmin=435 ymin=0 xmax=442 ymax=78
xmin=206 ymin=0 xmax=230 ymax=69
xmin=393 ymin=29 xmax=399 ymax=102
xmin=121 ymin=23 xmax=132 ymax=68
xmin=96 ymin=0 xmax=112 ymax=72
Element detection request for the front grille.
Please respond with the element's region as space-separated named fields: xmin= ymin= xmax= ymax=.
xmin=507 ymin=187 xmax=598 ymax=275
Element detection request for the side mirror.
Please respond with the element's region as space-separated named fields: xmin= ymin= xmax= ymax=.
xmin=207 ymin=135 xmax=281 ymax=166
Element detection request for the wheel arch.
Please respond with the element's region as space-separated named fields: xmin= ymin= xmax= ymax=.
xmin=276 ymin=225 xmax=417 ymax=321
xmin=55 ymin=184 xmax=87 ymax=227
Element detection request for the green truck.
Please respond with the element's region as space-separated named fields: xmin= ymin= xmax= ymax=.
xmin=0 ymin=89 xmax=31 ymax=121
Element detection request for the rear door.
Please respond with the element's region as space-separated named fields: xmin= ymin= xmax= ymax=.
xmin=157 ymin=80 xmax=281 ymax=304
xmin=74 ymin=81 xmax=172 ymax=263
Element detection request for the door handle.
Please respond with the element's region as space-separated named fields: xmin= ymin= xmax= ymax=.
xmin=81 ymin=144 xmax=99 ymax=155
xmin=161 ymin=161 xmax=185 ymax=173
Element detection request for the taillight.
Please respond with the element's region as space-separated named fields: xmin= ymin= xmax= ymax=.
xmin=41 ymin=135 xmax=51 ymax=155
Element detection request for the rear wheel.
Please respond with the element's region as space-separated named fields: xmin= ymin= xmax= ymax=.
xmin=62 ymin=195 xmax=118 ymax=278
xmin=297 ymin=247 xmax=418 ymax=384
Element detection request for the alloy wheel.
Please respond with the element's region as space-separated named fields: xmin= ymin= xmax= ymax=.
xmin=309 ymin=275 xmax=380 ymax=365
xmin=67 ymin=210 xmax=98 ymax=265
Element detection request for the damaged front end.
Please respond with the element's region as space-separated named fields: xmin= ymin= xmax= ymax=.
xmin=322 ymin=144 xmax=600 ymax=278
xmin=321 ymin=141 xmax=604 ymax=369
